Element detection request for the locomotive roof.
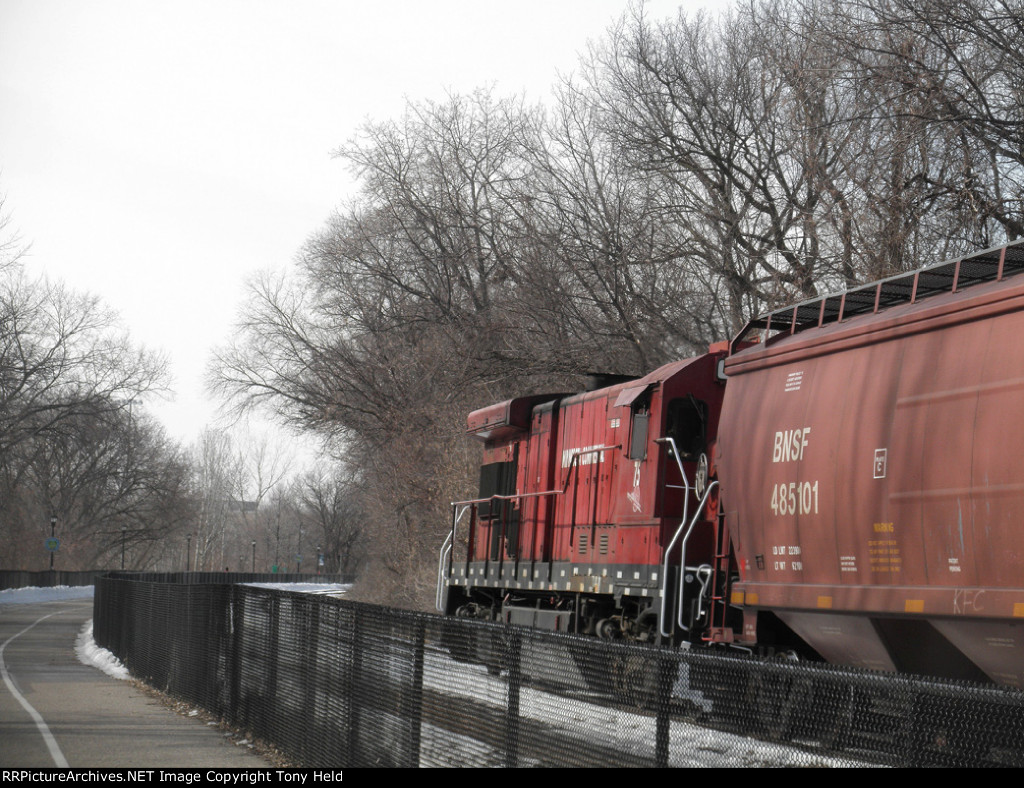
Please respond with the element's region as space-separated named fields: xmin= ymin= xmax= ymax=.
xmin=733 ymin=239 xmax=1024 ymax=349
xmin=470 ymin=354 xmax=722 ymax=440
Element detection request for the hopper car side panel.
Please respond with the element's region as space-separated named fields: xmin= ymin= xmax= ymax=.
xmin=722 ymin=244 xmax=1024 ymax=685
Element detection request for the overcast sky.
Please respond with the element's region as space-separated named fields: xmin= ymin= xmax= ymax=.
xmin=0 ymin=0 xmax=718 ymax=453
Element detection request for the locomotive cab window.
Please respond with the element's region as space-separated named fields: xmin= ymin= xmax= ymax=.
xmin=477 ymin=454 xmax=520 ymax=560
xmin=628 ymin=412 xmax=649 ymax=460
xmin=477 ymin=455 xmax=517 ymax=519
xmin=665 ymin=396 xmax=707 ymax=460
xmin=626 ymin=389 xmax=653 ymax=461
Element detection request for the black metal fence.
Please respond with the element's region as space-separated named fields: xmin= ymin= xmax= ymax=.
xmin=93 ymin=573 xmax=1024 ymax=768
xmin=0 ymin=569 xmax=101 ymax=590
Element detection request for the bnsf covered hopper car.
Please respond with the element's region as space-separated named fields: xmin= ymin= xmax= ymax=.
xmin=438 ymin=240 xmax=1024 ymax=687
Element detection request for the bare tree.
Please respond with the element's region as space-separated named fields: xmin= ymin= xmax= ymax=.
xmin=0 ymin=272 xmax=168 ymax=458
xmin=188 ymin=428 xmax=240 ymax=570
xmin=814 ymin=0 xmax=1023 ymax=246
xmin=578 ymin=5 xmax=834 ymax=329
xmin=0 ymin=197 xmax=177 ymax=569
xmin=296 ymin=466 xmax=364 ymax=577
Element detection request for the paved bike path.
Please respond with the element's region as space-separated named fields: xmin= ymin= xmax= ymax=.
xmin=0 ymin=597 xmax=270 ymax=768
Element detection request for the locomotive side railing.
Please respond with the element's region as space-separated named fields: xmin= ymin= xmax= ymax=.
xmin=655 ymin=436 xmax=720 ymax=638
xmin=436 ymin=445 xmax=619 ymax=611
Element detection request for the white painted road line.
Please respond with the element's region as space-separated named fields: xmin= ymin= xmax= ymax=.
xmin=0 ymin=609 xmax=71 ymax=767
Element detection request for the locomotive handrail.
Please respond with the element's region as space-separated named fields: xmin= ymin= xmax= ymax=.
xmin=657 ymin=449 xmax=719 ymax=638
xmin=435 ymin=531 xmax=453 ymax=612
xmin=441 ymin=445 xmax=621 ymax=611
xmin=450 ymin=489 xmax=562 ymax=508
xmin=654 ymin=436 xmax=721 ymax=637
xmin=447 ymin=445 xmax=622 ymax=510
xmin=656 ymin=436 xmax=691 ymax=639
xmin=654 ymin=436 xmax=692 ymax=506
xmin=436 ymin=503 xmax=472 ymax=612
xmin=674 ymin=480 xmax=718 ymax=635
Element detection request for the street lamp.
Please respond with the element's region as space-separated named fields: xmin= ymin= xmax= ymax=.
xmin=251 ymin=540 xmax=256 ymax=573
xmin=121 ymin=525 xmax=127 ymax=570
xmin=186 ymin=533 xmax=192 ymax=572
xmin=49 ymin=515 xmax=57 ymax=572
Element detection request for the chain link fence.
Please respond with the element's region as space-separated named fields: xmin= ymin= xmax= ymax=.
xmin=93 ymin=573 xmax=1024 ymax=767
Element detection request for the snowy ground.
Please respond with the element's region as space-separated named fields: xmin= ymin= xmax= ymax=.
xmin=414 ymin=638 xmax=851 ymax=767
xmin=0 ymin=585 xmax=129 ymax=680
xmin=0 ymin=585 xmax=95 ymax=605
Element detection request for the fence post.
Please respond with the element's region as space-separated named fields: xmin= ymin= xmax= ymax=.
xmin=655 ymin=652 xmax=675 ymax=767
xmin=267 ymin=593 xmax=279 ymax=717
xmin=344 ymin=611 xmax=361 ymax=766
xmin=228 ymin=586 xmax=242 ymax=725
xmin=504 ymin=625 xmax=521 ymax=768
xmin=302 ymin=595 xmax=319 ymax=765
xmin=401 ymin=620 xmax=426 ymax=767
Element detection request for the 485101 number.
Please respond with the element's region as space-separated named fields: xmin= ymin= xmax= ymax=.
xmin=770 ymin=481 xmax=819 ymax=516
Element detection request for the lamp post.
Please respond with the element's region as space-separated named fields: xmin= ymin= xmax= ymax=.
xmin=121 ymin=525 xmax=127 ymax=570
xmin=186 ymin=533 xmax=192 ymax=572
xmin=251 ymin=540 xmax=256 ymax=573
xmin=49 ymin=515 xmax=57 ymax=571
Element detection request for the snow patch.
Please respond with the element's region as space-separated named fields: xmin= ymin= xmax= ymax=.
xmin=245 ymin=582 xmax=351 ymax=597
xmin=75 ymin=619 xmax=130 ymax=680
xmin=0 ymin=585 xmax=94 ymax=605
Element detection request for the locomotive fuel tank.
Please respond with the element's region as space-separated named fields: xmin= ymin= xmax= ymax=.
xmin=718 ymin=241 xmax=1024 ymax=686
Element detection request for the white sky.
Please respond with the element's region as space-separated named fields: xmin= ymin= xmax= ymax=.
xmin=0 ymin=0 xmax=721 ymax=453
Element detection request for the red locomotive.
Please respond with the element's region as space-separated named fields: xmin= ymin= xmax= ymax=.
xmin=439 ymin=240 xmax=1024 ymax=687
